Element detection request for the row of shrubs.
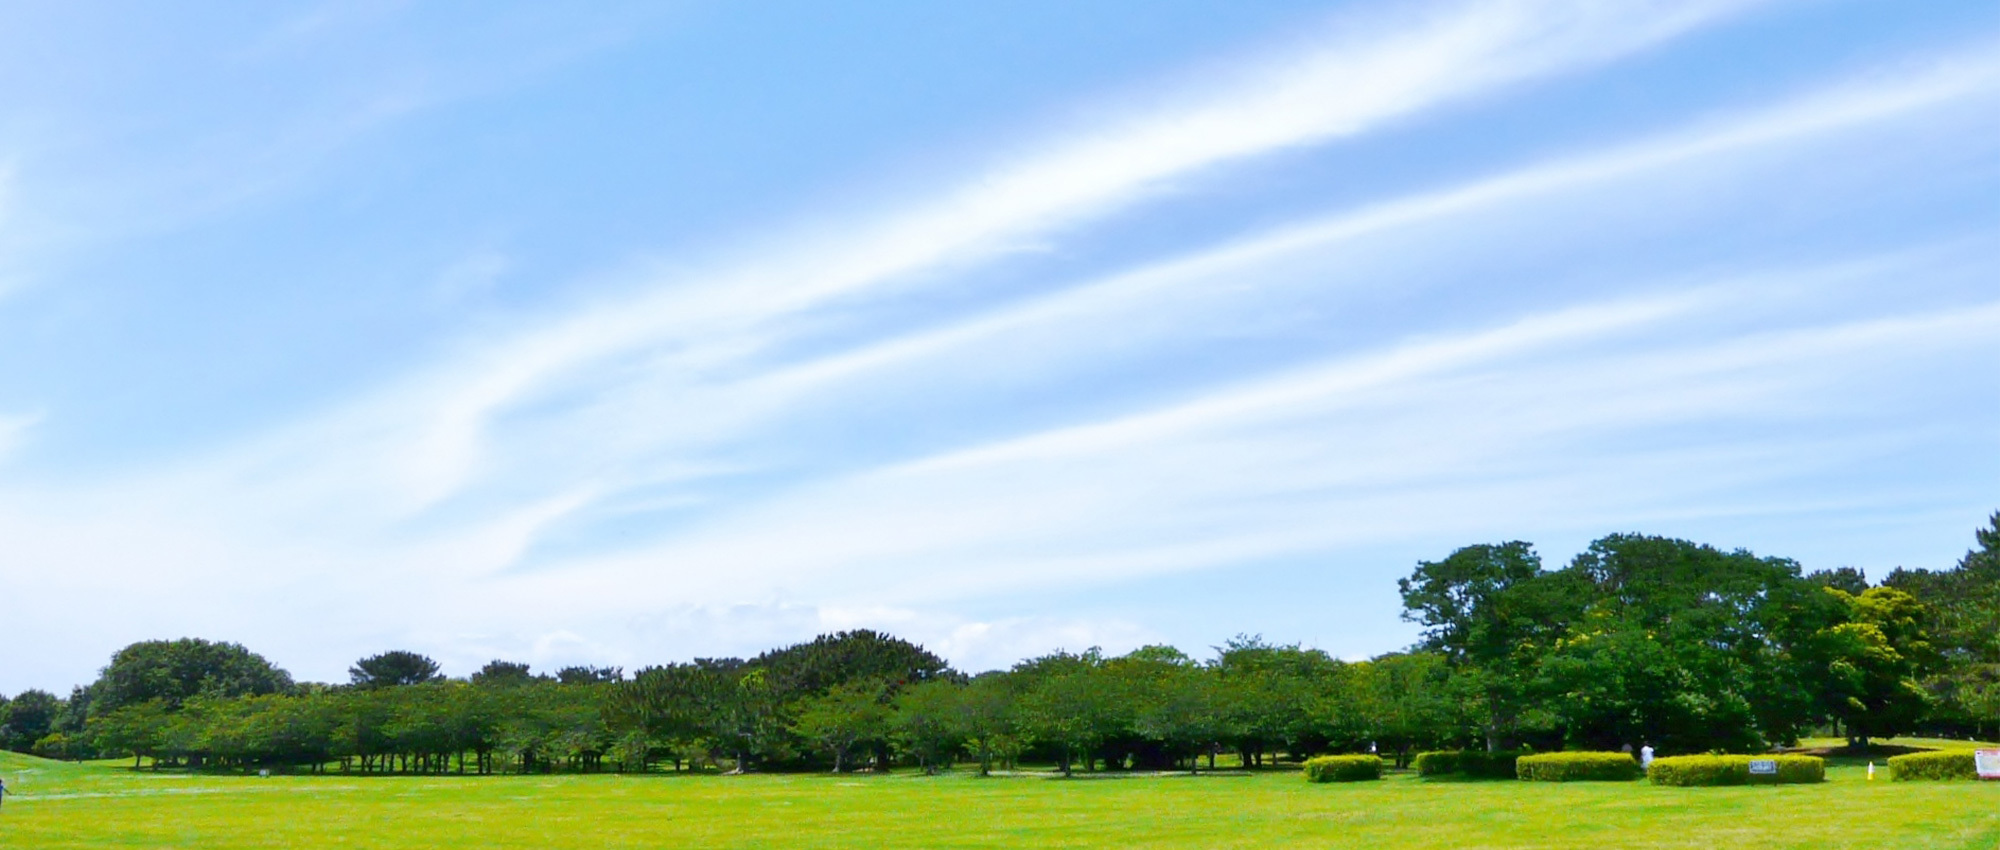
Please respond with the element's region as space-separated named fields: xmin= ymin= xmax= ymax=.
xmin=1341 ymin=750 xmax=1838 ymax=785
xmin=1309 ymin=748 xmax=1989 ymax=785
xmin=1302 ymin=755 xmax=1383 ymax=783
xmin=1646 ymin=754 xmax=1824 ymax=786
xmin=1886 ymin=751 xmax=1980 ymax=781
xmin=1303 ymin=751 xmax=1644 ymax=783
xmin=1515 ymin=751 xmax=1645 ymax=782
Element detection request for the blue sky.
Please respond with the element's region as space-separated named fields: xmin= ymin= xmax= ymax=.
xmin=2 ymin=0 xmax=1997 ymax=693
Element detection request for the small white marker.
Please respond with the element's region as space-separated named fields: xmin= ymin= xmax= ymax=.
xmin=1866 ymin=761 xmax=1874 ymax=781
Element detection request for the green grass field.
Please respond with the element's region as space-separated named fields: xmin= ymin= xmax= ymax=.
xmin=3 ymin=747 xmax=1997 ymax=849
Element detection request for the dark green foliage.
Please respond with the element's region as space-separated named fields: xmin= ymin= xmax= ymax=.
xmin=1808 ymin=586 xmax=1937 ymax=745
xmin=93 ymin=638 xmax=294 ymax=714
xmin=1883 ymin=512 xmax=2000 ymax=739
xmin=1515 ymin=752 xmax=1641 ymax=782
xmin=28 ymin=514 xmax=1999 ymax=778
xmin=1301 ymin=754 xmax=1382 ymax=782
xmin=471 ymin=661 xmax=538 ymax=686
xmin=1 ymin=689 xmax=62 ymax=752
xmin=1348 ymin=653 xmax=1473 ymax=768
xmin=1645 ymin=754 xmax=1825 ymax=786
xmin=1540 ymin=535 xmax=1835 ymax=754
xmin=1413 ymin=749 xmax=1461 ymax=776
xmin=1399 ymin=542 xmax=1561 ymax=749
xmin=1414 ymin=749 xmax=1520 ymax=779
xmin=349 ymin=651 xmax=444 ymax=689
xmin=556 ymin=666 xmax=624 ymax=685
xmin=1015 ymin=651 xmax=1117 ymax=776
xmin=1887 ymin=750 xmax=1977 ymax=781
xmin=1212 ymin=636 xmax=1351 ymax=768
xmin=1809 ymin=567 xmax=1870 ymax=595
xmin=753 ymin=630 xmax=953 ymax=696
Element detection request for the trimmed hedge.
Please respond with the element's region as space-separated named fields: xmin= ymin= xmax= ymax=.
xmin=1647 ymin=754 xmax=1825 ymax=786
xmin=1413 ymin=750 xmax=1461 ymax=777
xmin=1302 ymin=755 xmax=1384 ymax=783
xmin=1888 ymin=750 xmax=1977 ymax=781
xmin=1516 ymin=751 xmax=1642 ymax=782
xmin=1414 ymin=749 xmax=1522 ymax=779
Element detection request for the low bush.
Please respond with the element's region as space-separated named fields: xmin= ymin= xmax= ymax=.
xmin=1414 ymin=749 xmax=1521 ymax=779
xmin=1516 ymin=752 xmax=1641 ymax=782
xmin=1888 ymin=750 xmax=1977 ymax=781
xmin=1414 ymin=750 xmax=1460 ymax=776
xmin=1302 ymin=754 xmax=1383 ymax=783
xmin=1647 ymin=754 xmax=1824 ymax=786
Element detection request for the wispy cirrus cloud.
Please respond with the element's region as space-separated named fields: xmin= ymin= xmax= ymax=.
xmin=6 ymin=0 xmax=1998 ymax=689
xmin=217 ymin=0 xmax=1766 ymax=519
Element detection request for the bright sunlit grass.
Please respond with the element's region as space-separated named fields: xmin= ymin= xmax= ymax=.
xmin=4 ymin=748 xmax=1998 ymax=849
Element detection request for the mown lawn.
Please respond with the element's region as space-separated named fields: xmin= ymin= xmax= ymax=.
xmin=2 ymin=750 xmax=1996 ymax=849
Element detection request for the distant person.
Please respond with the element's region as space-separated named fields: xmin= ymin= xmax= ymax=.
xmin=1640 ymin=745 xmax=1655 ymax=769
xmin=0 ymin=776 xmax=10 ymax=810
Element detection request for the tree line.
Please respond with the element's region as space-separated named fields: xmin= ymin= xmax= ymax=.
xmin=4 ymin=515 xmax=1995 ymax=774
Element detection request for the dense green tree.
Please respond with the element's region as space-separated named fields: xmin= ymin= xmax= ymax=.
xmin=791 ymin=679 xmax=890 ymax=772
xmin=1349 ymin=652 xmax=1468 ymax=766
xmin=1119 ymin=651 xmax=1223 ymax=773
xmin=611 ymin=663 xmax=724 ymax=771
xmin=890 ymin=679 xmax=965 ymax=774
xmin=86 ymin=700 xmax=172 ymax=768
xmin=954 ymin=672 xmax=1024 ymax=776
xmin=470 ymin=660 xmax=538 ymax=686
xmin=1399 ymin=542 xmax=1573 ymax=750
xmin=1883 ymin=511 xmax=2000 ymax=738
xmin=556 ymin=666 xmax=624 ymax=685
xmin=1 ymin=689 xmax=62 ymax=752
xmin=92 ymin=638 xmax=294 ymax=715
xmin=710 ymin=668 xmax=789 ymax=772
xmin=1808 ymin=567 xmax=1871 ymax=595
xmin=350 ymin=651 xmax=444 ymax=689
xmin=753 ymin=630 xmax=954 ymax=698
xmin=1811 ymin=586 xmax=1937 ymax=746
xmin=1015 ymin=650 xmax=1116 ymax=776
xmin=1539 ymin=534 xmax=1834 ymax=753
xmin=1213 ymin=636 xmax=1350 ymax=765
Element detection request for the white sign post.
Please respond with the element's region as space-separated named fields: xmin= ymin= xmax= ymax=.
xmin=1975 ymin=749 xmax=2000 ymax=780
xmin=1747 ymin=759 xmax=1778 ymax=776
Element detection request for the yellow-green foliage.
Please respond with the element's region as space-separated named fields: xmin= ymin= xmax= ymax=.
xmin=1301 ymin=754 xmax=1383 ymax=782
xmin=1887 ymin=750 xmax=1977 ymax=781
xmin=1516 ymin=752 xmax=1642 ymax=782
xmin=1646 ymin=754 xmax=1824 ymax=786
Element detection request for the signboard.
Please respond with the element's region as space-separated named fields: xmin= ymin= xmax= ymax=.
xmin=1976 ymin=749 xmax=2000 ymax=780
xmin=1747 ymin=759 xmax=1778 ymax=776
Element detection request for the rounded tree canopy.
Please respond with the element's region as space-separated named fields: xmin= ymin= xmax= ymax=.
xmin=349 ymin=650 xmax=444 ymax=688
xmin=92 ymin=638 xmax=294 ymax=715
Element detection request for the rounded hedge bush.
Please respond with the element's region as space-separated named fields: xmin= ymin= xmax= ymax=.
xmin=1302 ymin=754 xmax=1383 ymax=783
xmin=1888 ymin=750 xmax=1977 ymax=781
xmin=1646 ymin=754 xmax=1825 ymax=786
xmin=1414 ymin=749 xmax=1521 ymax=779
xmin=1413 ymin=750 xmax=1461 ymax=777
xmin=1516 ymin=751 xmax=1642 ymax=782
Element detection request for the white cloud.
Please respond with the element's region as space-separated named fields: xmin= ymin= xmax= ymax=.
xmin=469 ymin=281 xmax=1999 ymax=617
xmin=228 ymin=0 xmax=1763 ymax=519
xmin=9 ymin=4 xmax=2000 ymax=692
